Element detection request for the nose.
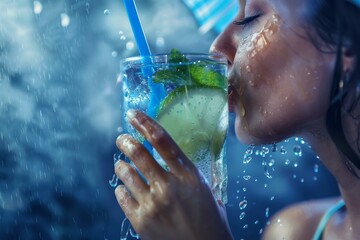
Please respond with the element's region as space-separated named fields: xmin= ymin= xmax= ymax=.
xmin=209 ymin=23 xmax=238 ymax=67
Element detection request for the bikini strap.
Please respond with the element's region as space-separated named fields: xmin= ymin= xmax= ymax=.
xmin=312 ymin=199 xmax=345 ymax=240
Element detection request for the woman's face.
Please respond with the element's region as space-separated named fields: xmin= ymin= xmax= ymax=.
xmin=211 ymin=0 xmax=336 ymax=144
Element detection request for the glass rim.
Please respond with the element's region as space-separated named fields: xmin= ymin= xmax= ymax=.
xmin=120 ymin=52 xmax=228 ymax=66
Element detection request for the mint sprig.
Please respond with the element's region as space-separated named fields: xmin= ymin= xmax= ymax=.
xmin=153 ymin=49 xmax=226 ymax=89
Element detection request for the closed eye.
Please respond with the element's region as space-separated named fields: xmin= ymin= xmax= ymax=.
xmin=233 ymin=14 xmax=261 ymax=25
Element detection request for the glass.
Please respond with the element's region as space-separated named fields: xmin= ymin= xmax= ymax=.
xmin=119 ymin=52 xmax=228 ymax=202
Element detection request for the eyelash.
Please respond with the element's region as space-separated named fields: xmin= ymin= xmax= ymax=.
xmin=233 ymin=14 xmax=261 ymax=26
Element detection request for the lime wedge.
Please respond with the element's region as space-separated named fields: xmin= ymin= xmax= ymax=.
xmin=156 ymin=87 xmax=228 ymax=163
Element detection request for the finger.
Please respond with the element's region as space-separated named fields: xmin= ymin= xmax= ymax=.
xmin=114 ymin=160 xmax=150 ymax=202
xmin=116 ymin=134 xmax=167 ymax=182
xmin=115 ymin=185 xmax=139 ymax=221
xmin=126 ymin=110 xmax=195 ymax=174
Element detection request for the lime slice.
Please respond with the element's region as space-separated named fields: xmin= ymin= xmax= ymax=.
xmin=156 ymin=86 xmax=228 ymax=163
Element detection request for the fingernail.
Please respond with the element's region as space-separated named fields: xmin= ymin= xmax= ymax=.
xmin=126 ymin=109 xmax=136 ymax=121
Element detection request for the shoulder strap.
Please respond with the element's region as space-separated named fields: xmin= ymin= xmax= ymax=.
xmin=312 ymin=200 xmax=345 ymax=240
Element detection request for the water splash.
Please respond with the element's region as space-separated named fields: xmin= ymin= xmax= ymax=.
xmin=120 ymin=218 xmax=140 ymax=240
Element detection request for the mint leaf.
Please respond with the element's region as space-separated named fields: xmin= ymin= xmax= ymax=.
xmin=190 ymin=63 xmax=227 ymax=89
xmin=152 ymin=49 xmax=226 ymax=89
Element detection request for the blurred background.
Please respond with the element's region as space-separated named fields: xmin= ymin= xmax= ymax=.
xmin=0 ymin=0 xmax=339 ymax=239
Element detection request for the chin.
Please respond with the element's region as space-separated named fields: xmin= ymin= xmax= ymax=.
xmin=234 ymin=114 xmax=287 ymax=145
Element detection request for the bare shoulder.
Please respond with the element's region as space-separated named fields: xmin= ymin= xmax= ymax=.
xmin=262 ymin=197 xmax=341 ymax=240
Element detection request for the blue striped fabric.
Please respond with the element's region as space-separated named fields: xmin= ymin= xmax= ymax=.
xmin=182 ymin=0 xmax=359 ymax=34
xmin=181 ymin=0 xmax=238 ymax=34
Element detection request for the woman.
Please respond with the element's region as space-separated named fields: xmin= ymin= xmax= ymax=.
xmin=114 ymin=0 xmax=360 ymax=239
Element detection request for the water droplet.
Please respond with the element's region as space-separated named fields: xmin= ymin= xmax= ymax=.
xmin=293 ymin=174 xmax=297 ymax=179
xmin=280 ymin=146 xmax=287 ymax=154
xmin=260 ymin=146 xmax=270 ymax=157
xmin=33 ymin=1 xmax=43 ymax=14
xmin=294 ymin=162 xmax=298 ymax=168
xmin=268 ymin=159 xmax=275 ymax=167
xmin=285 ymin=159 xmax=290 ymax=165
xmin=259 ymin=228 xmax=264 ymax=235
xmin=120 ymin=35 xmax=126 ymax=41
xmin=243 ymin=187 xmax=247 ymax=192
xmin=126 ymin=41 xmax=135 ymax=50
xmin=243 ymin=156 xmax=252 ymax=164
xmin=254 ymin=220 xmax=259 ymax=225
xmin=239 ymin=200 xmax=248 ymax=210
xmin=264 ymin=170 xmax=272 ymax=179
xmin=270 ymin=196 xmax=275 ymax=201
xmin=239 ymin=212 xmax=246 ymax=220
xmin=293 ymin=145 xmax=302 ymax=156
xmin=243 ymin=175 xmax=251 ymax=181
xmin=60 ymin=13 xmax=70 ymax=27
xmin=109 ymin=174 xmax=119 ymax=187
xmin=265 ymin=207 xmax=270 ymax=218
xmin=271 ymin=143 xmax=277 ymax=152
xmin=156 ymin=36 xmax=165 ymax=47
xmin=112 ymin=51 xmax=118 ymax=57
xmin=246 ymin=65 xmax=252 ymax=73
xmin=314 ymin=164 xmax=319 ymax=173
xmin=243 ymin=224 xmax=248 ymax=229
xmin=104 ymin=9 xmax=111 ymax=15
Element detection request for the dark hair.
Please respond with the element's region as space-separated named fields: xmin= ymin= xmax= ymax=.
xmin=307 ymin=0 xmax=360 ymax=176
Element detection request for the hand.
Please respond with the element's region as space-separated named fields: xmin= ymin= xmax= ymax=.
xmin=114 ymin=110 xmax=233 ymax=240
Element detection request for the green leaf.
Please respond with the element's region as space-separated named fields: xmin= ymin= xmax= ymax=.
xmin=190 ymin=63 xmax=227 ymax=89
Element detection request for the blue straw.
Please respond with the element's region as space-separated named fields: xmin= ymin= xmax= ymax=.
xmin=123 ymin=0 xmax=165 ymax=152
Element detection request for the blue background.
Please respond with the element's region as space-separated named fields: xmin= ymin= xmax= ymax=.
xmin=0 ymin=0 xmax=339 ymax=239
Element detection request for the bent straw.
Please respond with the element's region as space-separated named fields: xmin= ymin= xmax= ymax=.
xmin=123 ymin=0 xmax=165 ymax=118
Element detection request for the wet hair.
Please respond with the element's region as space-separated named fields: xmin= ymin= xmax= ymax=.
xmin=308 ymin=0 xmax=360 ymax=176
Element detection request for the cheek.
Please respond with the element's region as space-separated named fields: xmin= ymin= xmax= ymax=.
xmin=234 ymin=16 xmax=335 ymax=143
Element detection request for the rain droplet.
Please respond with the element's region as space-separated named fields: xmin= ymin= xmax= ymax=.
xmin=33 ymin=1 xmax=43 ymax=14
xmin=60 ymin=13 xmax=70 ymax=27
xmin=239 ymin=200 xmax=248 ymax=210
xmin=104 ymin=9 xmax=111 ymax=15
xmin=239 ymin=212 xmax=246 ymax=220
